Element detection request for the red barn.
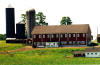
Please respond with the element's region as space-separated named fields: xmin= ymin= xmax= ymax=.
xmin=31 ymin=24 xmax=91 ymax=48
xmin=97 ymin=34 xmax=100 ymax=43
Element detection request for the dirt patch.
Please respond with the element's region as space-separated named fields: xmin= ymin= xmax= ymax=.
xmin=8 ymin=46 xmax=89 ymax=52
xmin=0 ymin=52 xmax=9 ymax=54
xmin=0 ymin=46 xmax=89 ymax=54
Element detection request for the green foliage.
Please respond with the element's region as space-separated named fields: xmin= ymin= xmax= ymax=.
xmin=88 ymin=42 xmax=98 ymax=46
xmin=60 ymin=16 xmax=72 ymax=25
xmin=20 ymin=12 xmax=48 ymax=26
xmin=20 ymin=14 xmax=27 ymax=37
xmin=60 ymin=17 xmax=67 ymax=25
xmin=0 ymin=34 xmax=6 ymax=40
xmin=36 ymin=12 xmax=48 ymax=26
xmin=21 ymin=14 xmax=26 ymax=23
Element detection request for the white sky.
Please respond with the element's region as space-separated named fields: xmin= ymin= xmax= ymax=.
xmin=0 ymin=0 xmax=100 ymax=39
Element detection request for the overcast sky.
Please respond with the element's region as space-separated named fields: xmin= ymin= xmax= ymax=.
xmin=0 ymin=0 xmax=100 ymax=39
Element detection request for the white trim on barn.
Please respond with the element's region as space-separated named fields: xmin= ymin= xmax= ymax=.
xmin=36 ymin=42 xmax=45 ymax=48
xmin=46 ymin=42 xmax=59 ymax=48
xmin=35 ymin=42 xmax=59 ymax=48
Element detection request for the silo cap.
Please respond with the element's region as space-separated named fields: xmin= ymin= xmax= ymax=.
xmin=8 ymin=4 xmax=13 ymax=8
xmin=26 ymin=8 xmax=35 ymax=12
xmin=29 ymin=8 xmax=35 ymax=11
xmin=17 ymin=22 xmax=25 ymax=24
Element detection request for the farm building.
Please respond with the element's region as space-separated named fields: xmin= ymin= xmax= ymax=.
xmin=31 ymin=24 xmax=92 ymax=48
xmin=73 ymin=51 xmax=85 ymax=57
xmin=85 ymin=48 xmax=100 ymax=57
xmin=73 ymin=47 xmax=100 ymax=57
xmin=97 ymin=34 xmax=100 ymax=43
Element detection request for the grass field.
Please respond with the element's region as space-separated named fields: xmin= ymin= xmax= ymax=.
xmin=1 ymin=40 xmax=100 ymax=65
xmin=0 ymin=40 xmax=25 ymax=52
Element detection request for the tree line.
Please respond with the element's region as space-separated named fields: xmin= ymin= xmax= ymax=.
xmin=21 ymin=12 xmax=72 ymax=25
xmin=0 ymin=34 xmax=6 ymax=40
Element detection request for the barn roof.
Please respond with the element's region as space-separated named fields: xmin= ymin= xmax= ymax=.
xmin=85 ymin=48 xmax=100 ymax=52
xmin=32 ymin=24 xmax=91 ymax=34
xmin=73 ymin=51 xmax=84 ymax=54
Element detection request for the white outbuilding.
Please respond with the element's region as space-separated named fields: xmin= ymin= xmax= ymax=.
xmin=85 ymin=48 xmax=100 ymax=58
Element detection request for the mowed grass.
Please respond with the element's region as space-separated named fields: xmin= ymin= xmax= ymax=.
xmin=0 ymin=40 xmax=25 ymax=52
xmin=0 ymin=40 xmax=100 ymax=65
xmin=1 ymin=48 xmax=100 ymax=65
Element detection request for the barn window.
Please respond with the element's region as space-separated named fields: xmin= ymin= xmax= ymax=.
xmin=47 ymin=34 xmax=50 ymax=38
xmin=60 ymin=34 xmax=63 ymax=38
xmin=77 ymin=41 xmax=80 ymax=44
xmin=83 ymin=34 xmax=85 ymax=37
xmin=77 ymin=34 xmax=80 ymax=37
xmin=39 ymin=35 xmax=41 ymax=38
xmin=69 ymin=34 xmax=71 ymax=37
xmin=56 ymin=34 xmax=59 ymax=38
xmin=52 ymin=34 xmax=54 ymax=38
xmin=37 ymin=42 xmax=40 ymax=46
xmin=91 ymin=53 xmax=93 ymax=55
xmin=61 ymin=42 xmax=67 ymax=45
xmin=34 ymin=42 xmax=36 ymax=45
xmin=34 ymin=35 xmax=36 ymax=38
xmin=81 ymin=41 xmax=85 ymax=44
xmin=65 ymin=34 xmax=67 ymax=38
xmin=42 ymin=42 xmax=44 ymax=45
xmin=69 ymin=41 xmax=72 ymax=44
xmin=95 ymin=53 xmax=97 ymax=55
xmin=73 ymin=41 xmax=76 ymax=44
xmin=73 ymin=34 xmax=75 ymax=37
xmin=43 ymin=35 xmax=45 ymax=38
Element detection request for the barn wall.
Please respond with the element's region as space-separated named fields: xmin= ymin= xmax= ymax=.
xmin=85 ymin=52 xmax=100 ymax=57
xmin=32 ymin=33 xmax=88 ymax=46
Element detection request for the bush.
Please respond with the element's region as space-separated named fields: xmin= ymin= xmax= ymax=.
xmin=88 ymin=42 xmax=98 ymax=46
xmin=0 ymin=34 xmax=6 ymax=40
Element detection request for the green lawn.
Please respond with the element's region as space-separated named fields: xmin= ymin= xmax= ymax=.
xmin=0 ymin=40 xmax=25 ymax=52
xmin=0 ymin=40 xmax=100 ymax=65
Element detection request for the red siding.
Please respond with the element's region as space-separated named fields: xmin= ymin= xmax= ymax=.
xmin=32 ymin=32 xmax=91 ymax=45
xmin=77 ymin=33 xmax=85 ymax=41
xmin=68 ymin=33 xmax=76 ymax=41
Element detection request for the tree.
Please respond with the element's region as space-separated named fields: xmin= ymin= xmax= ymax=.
xmin=60 ymin=16 xmax=72 ymax=25
xmin=67 ymin=17 xmax=72 ymax=25
xmin=20 ymin=12 xmax=48 ymax=26
xmin=89 ymin=42 xmax=98 ymax=46
xmin=60 ymin=17 xmax=67 ymax=25
xmin=36 ymin=12 xmax=48 ymax=26
xmin=0 ymin=34 xmax=6 ymax=40
xmin=21 ymin=14 xmax=27 ymax=37
xmin=21 ymin=14 xmax=26 ymax=23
